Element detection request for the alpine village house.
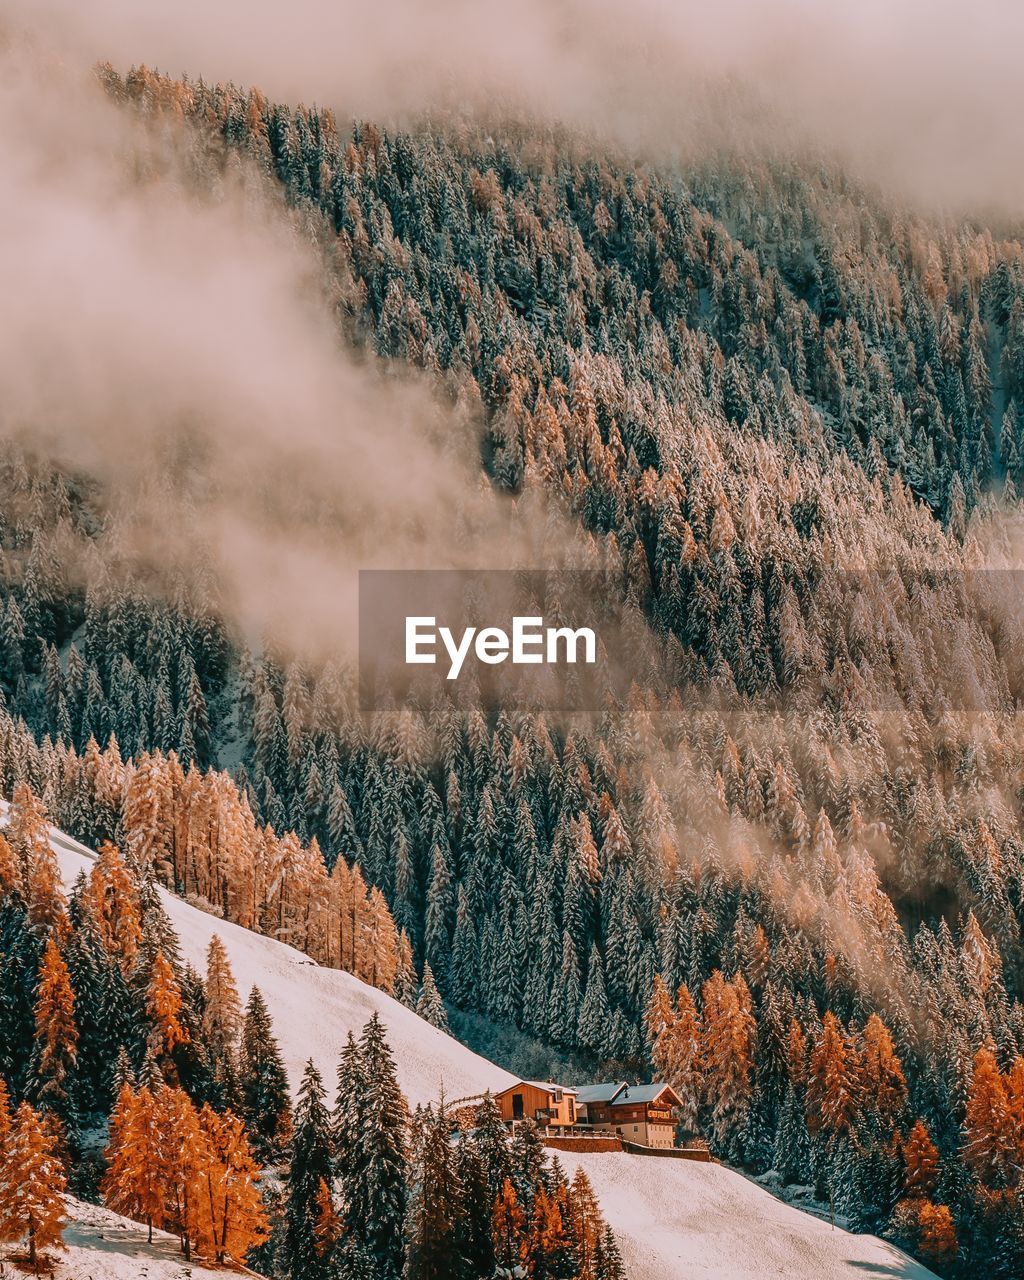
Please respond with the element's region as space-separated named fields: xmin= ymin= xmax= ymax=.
xmin=493 ymin=1080 xmax=684 ymax=1149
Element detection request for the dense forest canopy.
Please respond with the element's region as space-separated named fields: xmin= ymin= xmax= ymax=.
xmin=6 ymin=31 xmax=1024 ymax=1278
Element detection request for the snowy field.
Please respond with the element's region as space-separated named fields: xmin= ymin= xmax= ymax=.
xmin=50 ymin=832 xmax=517 ymax=1109
xmin=54 ymin=1197 xmax=230 ymax=1280
xmin=555 ymin=1150 xmax=938 ymax=1280
xmin=33 ymin=817 xmax=938 ymax=1280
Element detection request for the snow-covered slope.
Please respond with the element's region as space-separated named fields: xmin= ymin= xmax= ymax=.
xmin=33 ymin=815 xmax=936 ymax=1280
xmin=555 ymin=1151 xmax=937 ymax=1280
xmin=55 ymin=1197 xmax=229 ymax=1280
xmin=50 ymin=832 xmax=516 ymax=1108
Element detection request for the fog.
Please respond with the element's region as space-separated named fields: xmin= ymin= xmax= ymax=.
xmin=14 ymin=0 xmax=1024 ymax=215
xmin=0 ymin=46 xmax=568 ymax=660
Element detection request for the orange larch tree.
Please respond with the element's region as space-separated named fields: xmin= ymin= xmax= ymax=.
xmin=701 ymin=970 xmax=755 ymax=1142
xmin=565 ymin=1166 xmax=604 ymax=1280
xmin=156 ymin=1086 xmax=209 ymax=1261
xmin=83 ymin=842 xmax=142 ymax=973
xmin=8 ymin=785 xmax=65 ymax=934
xmin=203 ymin=934 xmax=243 ymax=1062
xmin=102 ymin=1085 xmax=166 ymax=1242
xmin=903 ymin=1118 xmax=940 ymax=1198
xmin=492 ymin=1178 xmax=526 ymax=1275
xmin=963 ymin=1045 xmax=1014 ymax=1188
xmin=33 ymin=934 xmax=78 ymax=1114
xmin=0 ymin=1100 xmax=67 ymax=1270
xmin=860 ymin=1013 xmax=907 ymax=1127
xmin=146 ymin=949 xmax=188 ymax=1065
xmin=806 ymin=1011 xmax=859 ymax=1137
xmin=196 ymin=1105 xmax=269 ymax=1264
xmin=0 ymin=831 xmax=22 ymax=898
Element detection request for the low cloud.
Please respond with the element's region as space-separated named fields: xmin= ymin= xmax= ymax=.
xmin=13 ymin=0 xmax=1024 ymax=214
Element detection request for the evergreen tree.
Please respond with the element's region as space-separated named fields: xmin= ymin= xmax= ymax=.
xmin=239 ymin=986 xmax=292 ymax=1163
xmin=342 ymin=1014 xmax=408 ymax=1280
xmin=284 ymin=1060 xmax=334 ymax=1280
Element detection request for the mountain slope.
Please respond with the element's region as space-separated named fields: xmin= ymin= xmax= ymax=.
xmin=56 ymin=1198 xmax=229 ymax=1280
xmin=40 ymin=815 xmax=936 ymax=1280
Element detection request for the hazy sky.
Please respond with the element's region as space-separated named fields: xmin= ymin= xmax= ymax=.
xmin=14 ymin=0 xmax=1024 ymax=214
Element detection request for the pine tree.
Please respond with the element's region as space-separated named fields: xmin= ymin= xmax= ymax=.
xmin=473 ymin=1093 xmax=513 ymax=1202
xmin=594 ymin=1223 xmax=626 ymax=1280
xmin=454 ymin=1138 xmax=493 ymax=1277
xmin=239 ymin=986 xmax=292 ymax=1163
xmin=405 ymin=1103 xmax=466 ymax=1280
xmin=415 ymin=962 xmax=450 ymax=1032
xmin=334 ymin=1030 xmax=365 ymax=1178
xmin=285 ymin=1060 xmax=334 ymax=1280
xmin=342 ymin=1014 xmax=408 ymax=1280
xmin=0 ymin=1100 xmax=67 ymax=1269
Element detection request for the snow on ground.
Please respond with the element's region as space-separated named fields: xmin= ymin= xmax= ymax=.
xmin=7 ymin=806 xmax=937 ymax=1280
xmin=34 ymin=1196 xmax=230 ymax=1279
xmin=48 ymin=834 xmax=516 ymax=1108
xmin=556 ymin=1150 xmax=937 ymax=1280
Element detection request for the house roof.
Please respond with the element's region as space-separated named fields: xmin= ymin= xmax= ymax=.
xmin=495 ymin=1080 xmax=577 ymax=1098
xmin=575 ymin=1081 xmax=680 ymax=1107
xmin=574 ymin=1082 xmax=628 ymax=1105
xmin=614 ymin=1082 xmax=681 ymax=1106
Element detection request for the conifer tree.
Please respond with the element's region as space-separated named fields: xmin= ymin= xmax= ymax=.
xmin=83 ymin=842 xmax=142 ymax=973
xmin=285 ymin=1060 xmax=334 ymax=1280
xmin=526 ymin=1183 xmax=577 ymax=1279
xmin=197 ymin=1104 xmax=270 ymax=1263
xmin=146 ymin=949 xmax=187 ymax=1066
xmin=0 ymin=1100 xmax=67 ymax=1269
xmin=102 ymin=1085 xmax=165 ymax=1242
xmin=405 ymin=1103 xmax=466 ymax=1280
xmin=903 ymin=1119 xmax=940 ymax=1197
xmin=342 ymin=1014 xmax=408 ymax=1280
xmin=473 ymin=1093 xmax=513 ymax=1202
xmin=32 ymin=934 xmax=78 ymax=1116
xmin=203 ymin=934 xmax=243 ymax=1061
xmin=239 ymin=986 xmax=292 ymax=1163
xmin=454 ymin=1138 xmax=493 ymax=1277
xmin=492 ymin=1177 xmax=527 ymax=1278
xmin=415 ymin=962 xmax=450 ymax=1032
xmin=807 ymin=1011 xmax=858 ymax=1138
xmin=334 ymin=1030 xmax=365 ymax=1177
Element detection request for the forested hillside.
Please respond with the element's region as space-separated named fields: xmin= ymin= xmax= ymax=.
xmin=4 ymin=53 xmax=1024 ymax=1277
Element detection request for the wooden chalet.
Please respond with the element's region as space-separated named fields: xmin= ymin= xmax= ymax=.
xmin=494 ymin=1081 xmax=578 ymax=1131
xmin=574 ymin=1081 xmax=682 ymax=1149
